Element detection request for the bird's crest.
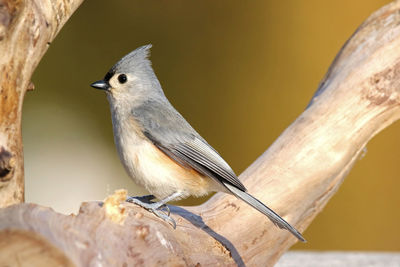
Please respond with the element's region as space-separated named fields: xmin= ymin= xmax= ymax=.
xmin=110 ymin=44 xmax=153 ymax=75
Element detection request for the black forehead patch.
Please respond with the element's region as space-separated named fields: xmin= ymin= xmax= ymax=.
xmin=104 ymin=69 xmax=115 ymax=82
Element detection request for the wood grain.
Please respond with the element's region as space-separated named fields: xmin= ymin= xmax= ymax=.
xmin=0 ymin=0 xmax=84 ymax=207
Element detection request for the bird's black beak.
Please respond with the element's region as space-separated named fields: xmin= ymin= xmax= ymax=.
xmin=91 ymin=80 xmax=110 ymax=91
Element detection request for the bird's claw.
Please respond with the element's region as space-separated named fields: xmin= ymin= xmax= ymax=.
xmin=159 ymin=204 xmax=171 ymax=216
xmin=150 ymin=208 xmax=176 ymax=229
xmin=126 ymin=196 xmax=175 ymax=228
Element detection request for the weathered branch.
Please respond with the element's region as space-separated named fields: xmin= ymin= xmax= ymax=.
xmin=1 ymin=0 xmax=400 ymax=266
xmin=0 ymin=0 xmax=84 ymax=206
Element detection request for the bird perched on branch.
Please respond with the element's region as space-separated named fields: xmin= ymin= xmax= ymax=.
xmin=91 ymin=44 xmax=305 ymax=242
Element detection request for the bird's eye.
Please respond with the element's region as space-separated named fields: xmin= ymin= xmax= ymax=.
xmin=118 ymin=74 xmax=127 ymax=84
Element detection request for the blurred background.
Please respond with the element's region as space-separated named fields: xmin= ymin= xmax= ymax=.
xmin=23 ymin=0 xmax=399 ymax=251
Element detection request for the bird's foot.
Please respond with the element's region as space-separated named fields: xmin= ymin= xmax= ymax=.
xmin=126 ymin=195 xmax=175 ymax=228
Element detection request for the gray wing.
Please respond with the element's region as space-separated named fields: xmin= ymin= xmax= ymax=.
xmin=132 ymin=100 xmax=246 ymax=192
xmin=133 ymin=100 xmax=307 ymax=242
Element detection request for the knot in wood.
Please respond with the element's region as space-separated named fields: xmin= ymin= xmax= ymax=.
xmin=0 ymin=146 xmax=14 ymax=181
xmin=365 ymin=62 xmax=400 ymax=106
xmin=0 ymin=0 xmax=22 ymax=41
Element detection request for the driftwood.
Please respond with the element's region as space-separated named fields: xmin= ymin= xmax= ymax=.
xmin=276 ymin=251 xmax=400 ymax=267
xmin=1 ymin=0 xmax=400 ymax=266
xmin=0 ymin=0 xmax=84 ymax=206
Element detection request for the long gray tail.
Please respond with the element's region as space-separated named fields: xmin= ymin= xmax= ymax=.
xmin=224 ymin=183 xmax=306 ymax=242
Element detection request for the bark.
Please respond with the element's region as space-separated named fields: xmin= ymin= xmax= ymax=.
xmin=1 ymin=0 xmax=400 ymax=266
xmin=0 ymin=0 xmax=84 ymax=206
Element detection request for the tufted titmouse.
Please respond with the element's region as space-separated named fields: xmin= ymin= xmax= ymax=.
xmin=91 ymin=45 xmax=305 ymax=242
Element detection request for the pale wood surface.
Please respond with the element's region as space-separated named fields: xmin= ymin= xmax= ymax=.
xmin=0 ymin=229 xmax=75 ymax=267
xmin=0 ymin=0 xmax=84 ymax=207
xmin=276 ymin=252 xmax=400 ymax=267
xmin=1 ymin=0 xmax=400 ymax=266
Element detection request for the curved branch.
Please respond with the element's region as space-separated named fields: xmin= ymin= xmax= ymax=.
xmin=1 ymin=0 xmax=400 ymax=266
xmin=0 ymin=0 xmax=84 ymax=206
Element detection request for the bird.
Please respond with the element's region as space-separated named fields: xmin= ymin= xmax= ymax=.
xmin=90 ymin=44 xmax=305 ymax=242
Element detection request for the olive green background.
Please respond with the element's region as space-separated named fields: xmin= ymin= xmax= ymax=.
xmin=23 ymin=0 xmax=399 ymax=251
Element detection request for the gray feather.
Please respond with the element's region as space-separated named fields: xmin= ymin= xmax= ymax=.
xmin=224 ymin=183 xmax=306 ymax=242
xmin=135 ymin=101 xmax=306 ymax=242
xmin=133 ymin=99 xmax=246 ymax=191
xmin=112 ymin=44 xmax=153 ymax=75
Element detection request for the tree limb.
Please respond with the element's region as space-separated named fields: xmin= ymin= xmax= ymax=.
xmin=1 ymin=0 xmax=400 ymax=266
xmin=0 ymin=0 xmax=84 ymax=206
